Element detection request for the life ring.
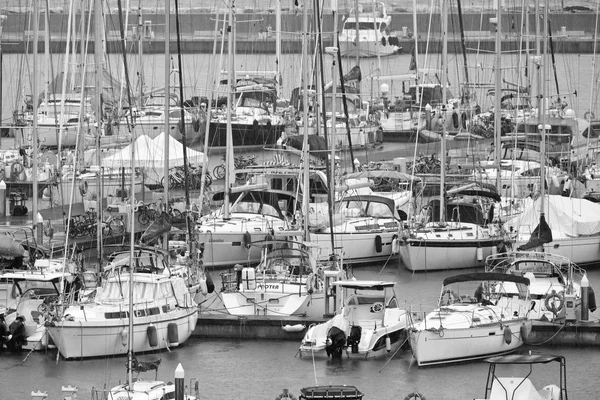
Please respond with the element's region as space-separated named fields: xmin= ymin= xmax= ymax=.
xmin=370 ymin=302 xmax=384 ymax=313
xmin=584 ymin=111 xmax=596 ymax=120
xmin=440 ymin=289 xmax=459 ymax=305
xmin=79 ymin=180 xmax=88 ymax=197
xmin=544 ymin=290 xmax=565 ymax=314
xmin=404 ymin=392 xmax=426 ymax=400
xmin=11 ymin=161 xmax=24 ymax=181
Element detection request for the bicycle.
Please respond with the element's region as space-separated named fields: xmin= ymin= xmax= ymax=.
xmin=137 ymin=203 xmax=159 ymax=225
xmin=102 ymin=214 xmax=125 ymax=236
xmin=213 ymin=155 xmax=257 ymax=181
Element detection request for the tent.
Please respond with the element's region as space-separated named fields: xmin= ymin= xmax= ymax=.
xmin=102 ymin=133 xmax=205 ymax=169
xmin=153 ymin=132 xmax=205 ymax=166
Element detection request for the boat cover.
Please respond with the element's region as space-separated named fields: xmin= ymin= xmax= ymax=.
xmin=505 ymin=195 xmax=600 ymax=237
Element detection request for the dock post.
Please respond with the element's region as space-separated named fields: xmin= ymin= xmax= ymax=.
xmin=175 ymin=363 xmax=184 ymax=400
xmin=0 ymin=180 xmax=5 ymax=216
xmin=581 ymin=274 xmax=589 ymax=321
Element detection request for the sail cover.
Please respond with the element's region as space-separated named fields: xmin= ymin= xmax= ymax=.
xmin=506 ymin=195 xmax=600 ymax=239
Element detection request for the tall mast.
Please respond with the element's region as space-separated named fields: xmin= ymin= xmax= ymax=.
xmin=301 ymin=0 xmax=310 ymax=240
xmin=223 ymin=0 xmax=235 ymax=220
xmin=493 ymin=0 xmax=502 ymax=193
xmin=275 ymin=0 xmax=282 ymax=95
xmin=163 ymin=0 xmax=170 ymax=249
xmin=439 ymin=0 xmax=447 ymax=222
xmin=94 ymin=0 xmax=104 ymax=267
xmin=32 ymin=0 xmax=39 ymax=229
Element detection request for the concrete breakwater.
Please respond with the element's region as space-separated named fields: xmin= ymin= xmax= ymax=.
xmin=1 ymin=11 xmax=599 ymax=54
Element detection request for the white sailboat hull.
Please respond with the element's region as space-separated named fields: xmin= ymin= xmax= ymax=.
xmin=47 ymin=309 xmax=198 ymax=359
xmin=309 ymin=230 xmax=400 ymax=265
xmin=410 ymin=319 xmax=531 ymax=367
xmin=222 ymin=289 xmax=322 ymax=317
xmin=399 ymin=238 xmax=502 ymax=271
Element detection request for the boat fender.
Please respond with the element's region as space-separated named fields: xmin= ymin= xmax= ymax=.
xmin=243 ymin=231 xmax=252 ymax=249
xmin=404 ymin=392 xmax=426 ymax=400
xmin=381 ymin=36 xmax=387 ymax=46
xmin=192 ymin=118 xmax=201 ymax=132
xmin=306 ymin=272 xmax=315 ymax=294
xmin=178 ymin=119 xmax=185 ymax=134
xmin=147 ymin=324 xmax=158 ymax=347
xmin=520 ymin=322 xmax=530 ymax=342
xmin=205 ymin=270 xmax=215 ymax=293
xmin=79 ymin=180 xmax=88 ymax=197
xmin=282 ymin=324 xmax=306 ymax=333
xmin=544 ymin=290 xmax=565 ymax=314
xmin=589 ymin=286 xmax=597 ymax=312
xmin=461 ymin=112 xmax=468 ymax=129
xmin=252 ymin=119 xmax=259 ymax=133
xmin=120 ymin=328 xmax=128 ymax=346
xmin=167 ymin=322 xmax=179 ymax=347
xmin=452 ymin=112 xmax=459 ymax=129
xmin=265 ymin=231 xmax=274 ymax=252
xmin=385 ymin=336 xmax=391 ymax=352
xmin=375 ymin=235 xmax=383 ymax=253
xmin=199 ymin=278 xmax=208 ymax=295
xmin=503 ymin=325 xmax=512 ymax=345
xmin=476 ymin=247 xmax=484 ymax=261
xmin=551 ymin=175 xmax=560 ymax=189
xmin=391 ymin=235 xmax=400 ymax=254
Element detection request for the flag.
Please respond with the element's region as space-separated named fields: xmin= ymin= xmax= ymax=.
xmin=517 ymin=215 xmax=553 ymax=251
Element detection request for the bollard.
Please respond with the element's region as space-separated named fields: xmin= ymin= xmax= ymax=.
xmin=0 ymin=180 xmax=5 ymax=217
xmin=581 ymin=274 xmax=589 ymax=321
xmin=175 ymin=363 xmax=184 ymax=400
xmin=36 ymin=212 xmax=43 ymax=245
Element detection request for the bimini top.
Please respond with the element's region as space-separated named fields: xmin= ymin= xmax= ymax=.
xmin=485 ymin=352 xmax=565 ymax=365
xmin=443 ymin=272 xmax=530 ymax=287
xmin=333 ymin=280 xmax=395 ymax=290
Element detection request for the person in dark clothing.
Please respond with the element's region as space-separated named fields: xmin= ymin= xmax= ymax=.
xmin=7 ymin=315 xmax=26 ymax=352
xmin=0 ymin=314 xmax=8 ymax=352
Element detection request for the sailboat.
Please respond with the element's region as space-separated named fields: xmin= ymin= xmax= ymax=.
xmin=397 ymin=2 xmax=504 ymax=272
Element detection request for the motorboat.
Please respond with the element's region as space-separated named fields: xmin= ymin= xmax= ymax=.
xmin=399 ymin=184 xmax=505 ymax=271
xmin=339 ymin=2 xmax=401 ymax=57
xmin=219 ymin=240 xmax=344 ymax=317
xmin=409 ymin=272 xmax=533 ymax=367
xmin=298 ymin=280 xmax=409 ymax=358
xmin=476 ymin=352 xmax=568 ymax=400
xmin=298 ymin=385 xmax=364 ymax=400
xmin=0 ymin=258 xmax=81 ymax=351
xmin=46 ymin=248 xmax=198 ymax=359
xmin=197 ymin=190 xmax=295 ymax=268
xmin=308 ymin=194 xmax=404 ymax=265
xmin=206 ymin=76 xmax=286 ymax=150
xmin=486 ymin=251 xmax=595 ymax=321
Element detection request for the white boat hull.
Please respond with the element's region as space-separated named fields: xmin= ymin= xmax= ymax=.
xmin=309 ymin=230 xmax=400 ymax=265
xmin=339 ymin=40 xmax=400 ymax=58
xmin=409 ymin=319 xmax=531 ymax=366
xmin=399 ymin=238 xmax=503 ymax=271
xmin=222 ymin=289 xmax=323 ymax=317
xmin=512 ymin=235 xmax=600 ymax=266
xmin=47 ymin=309 xmax=198 ymax=359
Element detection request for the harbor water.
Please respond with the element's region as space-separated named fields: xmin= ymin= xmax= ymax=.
xmin=1 ymin=264 xmax=600 ymax=400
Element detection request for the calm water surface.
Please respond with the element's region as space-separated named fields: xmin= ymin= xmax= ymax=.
xmin=1 ymin=264 xmax=600 ymax=400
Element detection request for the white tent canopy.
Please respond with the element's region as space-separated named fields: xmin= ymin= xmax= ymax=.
xmin=102 ymin=133 xmax=205 ymax=169
xmin=153 ymin=132 xmax=205 ymax=166
xmin=505 ymin=195 xmax=600 ymax=238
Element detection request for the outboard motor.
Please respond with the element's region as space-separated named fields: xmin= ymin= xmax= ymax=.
xmin=346 ymin=325 xmax=362 ymax=354
xmin=325 ymin=327 xmax=347 ymax=358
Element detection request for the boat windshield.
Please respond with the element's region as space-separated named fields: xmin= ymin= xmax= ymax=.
xmin=343 ymin=21 xmax=379 ymax=30
xmin=231 ymin=201 xmax=279 ymax=218
xmin=507 ymin=261 xmax=559 ymax=279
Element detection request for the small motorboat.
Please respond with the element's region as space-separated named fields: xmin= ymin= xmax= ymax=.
xmin=476 ymin=352 xmax=568 ymax=400
xmin=298 ymin=280 xmax=409 ymax=358
xmin=299 ymin=385 xmax=364 ymax=400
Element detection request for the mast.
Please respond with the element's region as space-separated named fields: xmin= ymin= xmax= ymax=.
xmin=94 ymin=0 xmax=104 ymax=268
xmin=493 ymin=0 xmax=502 ymax=193
xmin=223 ymin=0 xmax=235 ymax=220
xmin=301 ymin=0 xmax=310 ymax=240
xmin=539 ymin=0 xmax=549 ymax=218
xmin=163 ymin=0 xmax=170 ymax=249
xmin=439 ymin=0 xmax=447 ymax=223
xmin=276 ymin=0 xmax=282 ymax=95
xmin=32 ymin=0 xmax=39 ymax=230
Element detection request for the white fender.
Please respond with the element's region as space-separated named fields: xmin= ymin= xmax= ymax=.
xmin=282 ymin=324 xmax=306 ymax=333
